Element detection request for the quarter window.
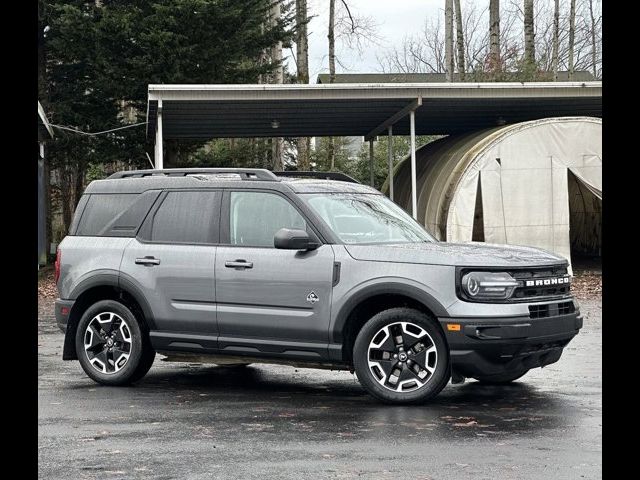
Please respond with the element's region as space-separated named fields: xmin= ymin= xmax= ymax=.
xmin=151 ymin=191 xmax=219 ymax=244
xmin=75 ymin=194 xmax=137 ymax=236
xmin=229 ymin=191 xmax=306 ymax=247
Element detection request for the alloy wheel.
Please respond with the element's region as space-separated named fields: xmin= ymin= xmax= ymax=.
xmin=367 ymin=321 xmax=438 ymax=392
xmin=83 ymin=312 xmax=133 ymax=375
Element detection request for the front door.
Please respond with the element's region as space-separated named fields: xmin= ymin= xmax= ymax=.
xmin=120 ymin=190 xmax=221 ymax=349
xmin=215 ymin=190 xmax=334 ymax=358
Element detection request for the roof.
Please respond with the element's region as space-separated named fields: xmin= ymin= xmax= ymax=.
xmin=146 ymin=82 xmax=601 ymax=140
xmin=86 ymin=169 xmax=378 ymax=195
xmin=38 ymin=101 xmax=54 ymax=141
xmin=316 ymin=71 xmax=596 ymax=83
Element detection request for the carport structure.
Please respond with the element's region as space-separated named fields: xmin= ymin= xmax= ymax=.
xmin=146 ymin=82 xmax=602 ymax=218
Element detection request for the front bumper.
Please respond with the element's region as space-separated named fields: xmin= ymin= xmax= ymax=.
xmin=439 ymin=310 xmax=583 ymax=378
xmin=54 ymin=299 xmax=75 ymax=333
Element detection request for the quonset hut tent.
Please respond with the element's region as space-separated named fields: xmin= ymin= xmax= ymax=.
xmin=386 ymin=117 xmax=602 ymax=269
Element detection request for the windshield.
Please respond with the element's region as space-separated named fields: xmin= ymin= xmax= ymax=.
xmin=303 ymin=193 xmax=436 ymax=244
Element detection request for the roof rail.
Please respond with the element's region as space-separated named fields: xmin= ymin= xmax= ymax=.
xmin=108 ymin=168 xmax=278 ymax=181
xmin=276 ymin=171 xmax=360 ymax=184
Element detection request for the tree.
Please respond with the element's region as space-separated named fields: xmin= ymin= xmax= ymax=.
xmin=568 ymin=0 xmax=576 ymax=79
xmin=324 ymin=0 xmax=380 ymax=170
xmin=41 ymin=0 xmax=295 ymax=237
xmin=295 ymin=0 xmax=310 ymax=169
xmin=523 ymin=0 xmax=535 ymax=77
xmin=445 ymin=0 xmax=454 ymax=82
xmin=489 ymin=0 xmax=501 ymax=73
xmin=588 ymin=0 xmax=598 ymax=79
xmin=552 ymin=0 xmax=559 ymax=81
xmin=454 ymin=0 xmax=465 ymax=80
xmin=327 ymin=0 xmax=336 ymax=169
xmin=270 ymin=1 xmax=285 ymax=171
xmin=378 ymin=0 xmax=601 ymax=81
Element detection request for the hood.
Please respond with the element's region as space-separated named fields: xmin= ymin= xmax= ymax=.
xmin=344 ymin=241 xmax=567 ymax=268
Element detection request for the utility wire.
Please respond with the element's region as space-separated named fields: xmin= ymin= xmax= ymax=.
xmin=49 ymin=121 xmax=148 ymax=136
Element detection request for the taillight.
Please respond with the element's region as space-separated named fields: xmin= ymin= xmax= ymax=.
xmin=54 ymin=249 xmax=61 ymax=284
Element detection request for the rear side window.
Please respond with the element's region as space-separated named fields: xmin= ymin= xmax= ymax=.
xmin=75 ymin=194 xmax=137 ymax=236
xmin=150 ymin=191 xmax=220 ymax=244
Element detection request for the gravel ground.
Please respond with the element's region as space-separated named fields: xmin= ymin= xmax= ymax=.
xmin=38 ymin=286 xmax=601 ymax=480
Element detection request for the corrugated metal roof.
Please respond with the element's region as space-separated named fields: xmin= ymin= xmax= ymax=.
xmin=146 ymin=82 xmax=602 ymax=140
xmin=316 ymin=71 xmax=596 ymax=83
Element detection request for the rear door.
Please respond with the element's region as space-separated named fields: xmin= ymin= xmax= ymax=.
xmin=215 ymin=190 xmax=335 ymax=358
xmin=120 ymin=189 xmax=221 ymax=347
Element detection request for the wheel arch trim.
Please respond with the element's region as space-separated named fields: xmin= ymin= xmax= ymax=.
xmin=331 ymin=280 xmax=449 ymax=345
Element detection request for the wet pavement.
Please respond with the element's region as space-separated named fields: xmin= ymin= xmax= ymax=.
xmin=38 ymin=298 xmax=601 ymax=479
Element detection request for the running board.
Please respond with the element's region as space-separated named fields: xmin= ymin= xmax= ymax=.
xmin=158 ymin=352 xmax=350 ymax=371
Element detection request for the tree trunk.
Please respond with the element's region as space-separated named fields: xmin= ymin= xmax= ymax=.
xmin=60 ymin=165 xmax=73 ymax=235
xmin=38 ymin=0 xmax=52 ymax=258
xmin=568 ymin=0 xmax=576 ymax=79
xmin=524 ymin=0 xmax=535 ymax=75
xmin=327 ymin=0 xmax=336 ymax=170
xmin=295 ymin=0 xmax=310 ymax=170
xmin=328 ymin=0 xmax=336 ymax=83
xmin=552 ymin=0 xmax=559 ymax=81
xmin=445 ymin=0 xmax=454 ymax=81
xmin=74 ymin=161 xmax=85 ymax=208
xmin=454 ymin=0 xmax=465 ymax=81
xmin=271 ymin=1 xmax=284 ymax=171
xmin=165 ymin=140 xmax=180 ymax=167
xmin=588 ymin=0 xmax=597 ymax=78
xmin=489 ymin=0 xmax=501 ymax=73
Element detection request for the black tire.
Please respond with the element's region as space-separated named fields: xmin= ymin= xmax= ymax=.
xmin=474 ymin=369 xmax=529 ymax=385
xmin=75 ymin=300 xmax=154 ymax=386
xmin=353 ymin=307 xmax=450 ymax=405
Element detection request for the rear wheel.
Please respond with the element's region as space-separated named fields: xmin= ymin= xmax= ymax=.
xmin=474 ymin=369 xmax=529 ymax=385
xmin=353 ymin=308 xmax=450 ymax=404
xmin=75 ymin=300 xmax=155 ymax=386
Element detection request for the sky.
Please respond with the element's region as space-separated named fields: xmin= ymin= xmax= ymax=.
xmin=284 ymin=0 xmax=443 ymax=81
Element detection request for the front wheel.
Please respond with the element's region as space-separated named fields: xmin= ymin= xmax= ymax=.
xmin=473 ymin=369 xmax=529 ymax=385
xmin=75 ymin=300 xmax=155 ymax=386
xmin=353 ymin=308 xmax=450 ymax=404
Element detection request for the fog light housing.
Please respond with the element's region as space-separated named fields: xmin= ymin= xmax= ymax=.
xmin=462 ymin=271 xmax=519 ymax=300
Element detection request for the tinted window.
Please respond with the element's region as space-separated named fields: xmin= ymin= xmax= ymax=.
xmin=151 ymin=191 xmax=219 ymax=244
xmin=76 ymin=194 xmax=137 ymax=236
xmin=229 ymin=191 xmax=306 ymax=247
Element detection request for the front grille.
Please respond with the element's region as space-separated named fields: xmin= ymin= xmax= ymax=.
xmin=510 ymin=266 xmax=571 ymax=301
xmin=528 ymin=301 xmax=575 ymax=319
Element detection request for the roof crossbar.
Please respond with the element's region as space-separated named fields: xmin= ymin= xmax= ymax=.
xmin=108 ymin=168 xmax=278 ymax=181
xmin=276 ymin=171 xmax=360 ymax=183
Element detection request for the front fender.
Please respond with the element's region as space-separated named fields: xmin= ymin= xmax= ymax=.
xmin=330 ymin=278 xmax=450 ymax=344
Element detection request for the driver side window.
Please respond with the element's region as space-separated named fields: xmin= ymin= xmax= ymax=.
xmin=229 ymin=191 xmax=306 ymax=247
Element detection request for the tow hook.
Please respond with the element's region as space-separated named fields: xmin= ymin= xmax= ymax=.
xmin=451 ymin=370 xmax=466 ymax=384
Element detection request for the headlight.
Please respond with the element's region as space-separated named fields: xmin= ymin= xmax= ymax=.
xmin=461 ymin=271 xmax=519 ymax=300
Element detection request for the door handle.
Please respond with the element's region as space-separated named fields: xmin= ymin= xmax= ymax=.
xmin=225 ymin=260 xmax=253 ymax=269
xmin=135 ymin=256 xmax=161 ymax=266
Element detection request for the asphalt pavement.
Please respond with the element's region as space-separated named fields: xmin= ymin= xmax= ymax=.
xmin=38 ymin=298 xmax=601 ymax=480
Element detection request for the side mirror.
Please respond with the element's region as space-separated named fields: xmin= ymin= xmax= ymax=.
xmin=274 ymin=228 xmax=319 ymax=251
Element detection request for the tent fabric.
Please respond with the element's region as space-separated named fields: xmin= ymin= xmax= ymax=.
xmin=387 ymin=117 xmax=602 ymax=268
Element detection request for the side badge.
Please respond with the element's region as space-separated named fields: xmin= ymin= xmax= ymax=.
xmin=306 ymin=291 xmax=319 ymax=304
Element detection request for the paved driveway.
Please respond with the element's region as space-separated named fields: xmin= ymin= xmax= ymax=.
xmin=38 ymin=299 xmax=601 ymax=479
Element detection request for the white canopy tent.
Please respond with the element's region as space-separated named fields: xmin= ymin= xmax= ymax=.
xmin=387 ymin=117 xmax=602 ymax=269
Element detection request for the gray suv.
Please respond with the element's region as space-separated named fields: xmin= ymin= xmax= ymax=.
xmin=55 ymin=168 xmax=582 ymax=404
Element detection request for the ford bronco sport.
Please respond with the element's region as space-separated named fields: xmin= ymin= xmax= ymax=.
xmin=55 ymin=168 xmax=582 ymax=404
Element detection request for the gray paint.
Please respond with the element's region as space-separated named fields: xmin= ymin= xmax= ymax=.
xmin=120 ymin=240 xmax=217 ymax=334
xmin=215 ymin=245 xmax=334 ymax=347
xmin=58 ymin=170 xmax=576 ymax=366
